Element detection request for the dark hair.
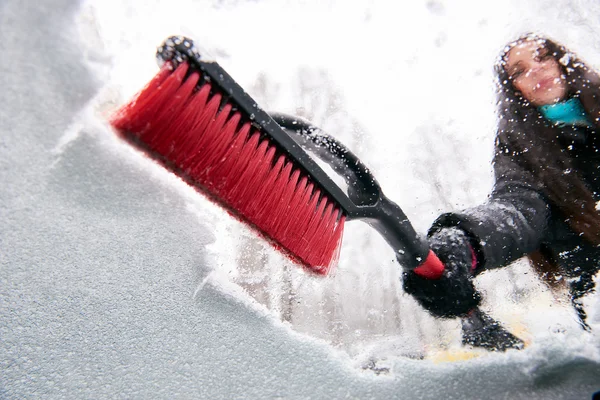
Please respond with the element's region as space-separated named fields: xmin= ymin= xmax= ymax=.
xmin=494 ymin=33 xmax=600 ymax=285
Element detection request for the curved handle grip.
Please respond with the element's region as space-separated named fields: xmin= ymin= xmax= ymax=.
xmin=270 ymin=113 xmax=441 ymax=276
xmin=270 ymin=112 xmax=380 ymax=207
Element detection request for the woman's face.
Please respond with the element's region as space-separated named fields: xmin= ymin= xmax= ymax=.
xmin=505 ymin=40 xmax=568 ymax=106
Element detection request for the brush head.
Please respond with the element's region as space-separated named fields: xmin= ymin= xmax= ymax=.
xmin=110 ymin=36 xmax=346 ymax=274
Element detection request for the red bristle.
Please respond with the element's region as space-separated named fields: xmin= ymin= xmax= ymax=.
xmin=231 ymin=140 xmax=276 ymax=213
xmin=246 ymin=154 xmax=287 ymax=217
xmin=209 ymin=123 xmax=256 ymax=194
xmin=118 ymin=63 xmax=189 ymax=136
xmin=192 ymin=104 xmax=235 ymax=180
xmin=259 ymin=163 xmax=296 ymax=234
xmin=211 ymin=131 xmax=266 ymax=197
xmin=216 ymin=123 xmax=258 ymax=194
xmin=111 ymin=65 xmax=173 ymax=131
xmin=183 ymin=93 xmax=223 ymax=161
xmin=169 ymin=85 xmax=214 ymax=165
xmin=149 ymin=72 xmax=200 ymax=154
xmin=284 ymin=181 xmax=328 ymax=264
xmin=257 ymin=160 xmax=294 ymax=224
xmin=282 ymin=177 xmax=311 ymax=238
xmin=228 ymin=138 xmax=275 ymax=207
xmin=290 ymin=185 xmax=322 ymax=251
xmin=301 ymin=191 xmax=329 ymax=243
xmin=196 ymin=113 xmax=245 ymax=194
xmin=326 ymin=217 xmax=345 ymax=273
xmin=314 ymin=207 xmax=345 ymax=273
xmin=309 ymin=201 xmax=335 ymax=251
xmin=271 ymin=168 xmax=302 ymax=233
xmin=151 ymin=82 xmax=217 ymax=169
xmin=111 ymin=61 xmax=346 ymax=274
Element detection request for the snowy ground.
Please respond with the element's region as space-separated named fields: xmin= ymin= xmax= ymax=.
xmin=2 ymin=0 xmax=600 ymax=398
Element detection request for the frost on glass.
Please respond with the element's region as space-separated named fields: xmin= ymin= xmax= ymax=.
xmin=87 ymin=0 xmax=600 ymax=370
xmin=4 ymin=0 xmax=599 ymax=398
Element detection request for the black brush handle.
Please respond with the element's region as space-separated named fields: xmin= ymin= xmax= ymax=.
xmin=271 ymin=113 xmax=432 ymax=270
xmin=269 ymin=113 xmax=379 ymax=206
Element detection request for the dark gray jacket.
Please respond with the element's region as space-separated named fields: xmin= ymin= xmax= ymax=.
xmin=431 ymin=125 xmax=600 ymax=308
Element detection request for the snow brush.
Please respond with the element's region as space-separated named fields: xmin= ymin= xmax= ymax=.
xmin=110 ymin=35 xmax=444 ymax=279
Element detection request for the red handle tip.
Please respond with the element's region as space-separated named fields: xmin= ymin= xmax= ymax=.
xmin=413 ymin=250 xmax=445 ymax=279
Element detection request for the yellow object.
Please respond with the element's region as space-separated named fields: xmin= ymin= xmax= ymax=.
xmin=428 ymin=348 xmax=485 ymax=363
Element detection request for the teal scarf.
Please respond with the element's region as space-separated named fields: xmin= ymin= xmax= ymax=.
xmin=538 ymin=97 xmax=593 ymax=127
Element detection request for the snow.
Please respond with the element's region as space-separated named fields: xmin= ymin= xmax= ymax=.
xmin=1 ymin=0 xmax=600 ymax=398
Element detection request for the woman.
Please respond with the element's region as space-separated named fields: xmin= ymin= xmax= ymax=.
xmin=403 ymin=33 xmax=600 ymax=350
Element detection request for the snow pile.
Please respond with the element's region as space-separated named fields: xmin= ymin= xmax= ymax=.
xmin=1 ymin=0 xmax=599 ymax=398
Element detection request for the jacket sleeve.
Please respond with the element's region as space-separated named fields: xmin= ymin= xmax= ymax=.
xmin=429 ymin=148 xmax=551 ymax=272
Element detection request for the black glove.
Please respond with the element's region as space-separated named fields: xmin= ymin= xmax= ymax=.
xmin=402 ymin=227 xmax=481 ymax=318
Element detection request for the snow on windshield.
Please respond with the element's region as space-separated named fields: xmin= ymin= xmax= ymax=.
xmin=2 ymin=0 xmax=599 ymax=398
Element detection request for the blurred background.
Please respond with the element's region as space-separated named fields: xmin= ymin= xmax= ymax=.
xmin=83 ymin=0 xmax=600 ymax=361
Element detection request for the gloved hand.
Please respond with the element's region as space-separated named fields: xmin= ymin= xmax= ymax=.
xmin=402 ymin=227 xmax=481 ymax=318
